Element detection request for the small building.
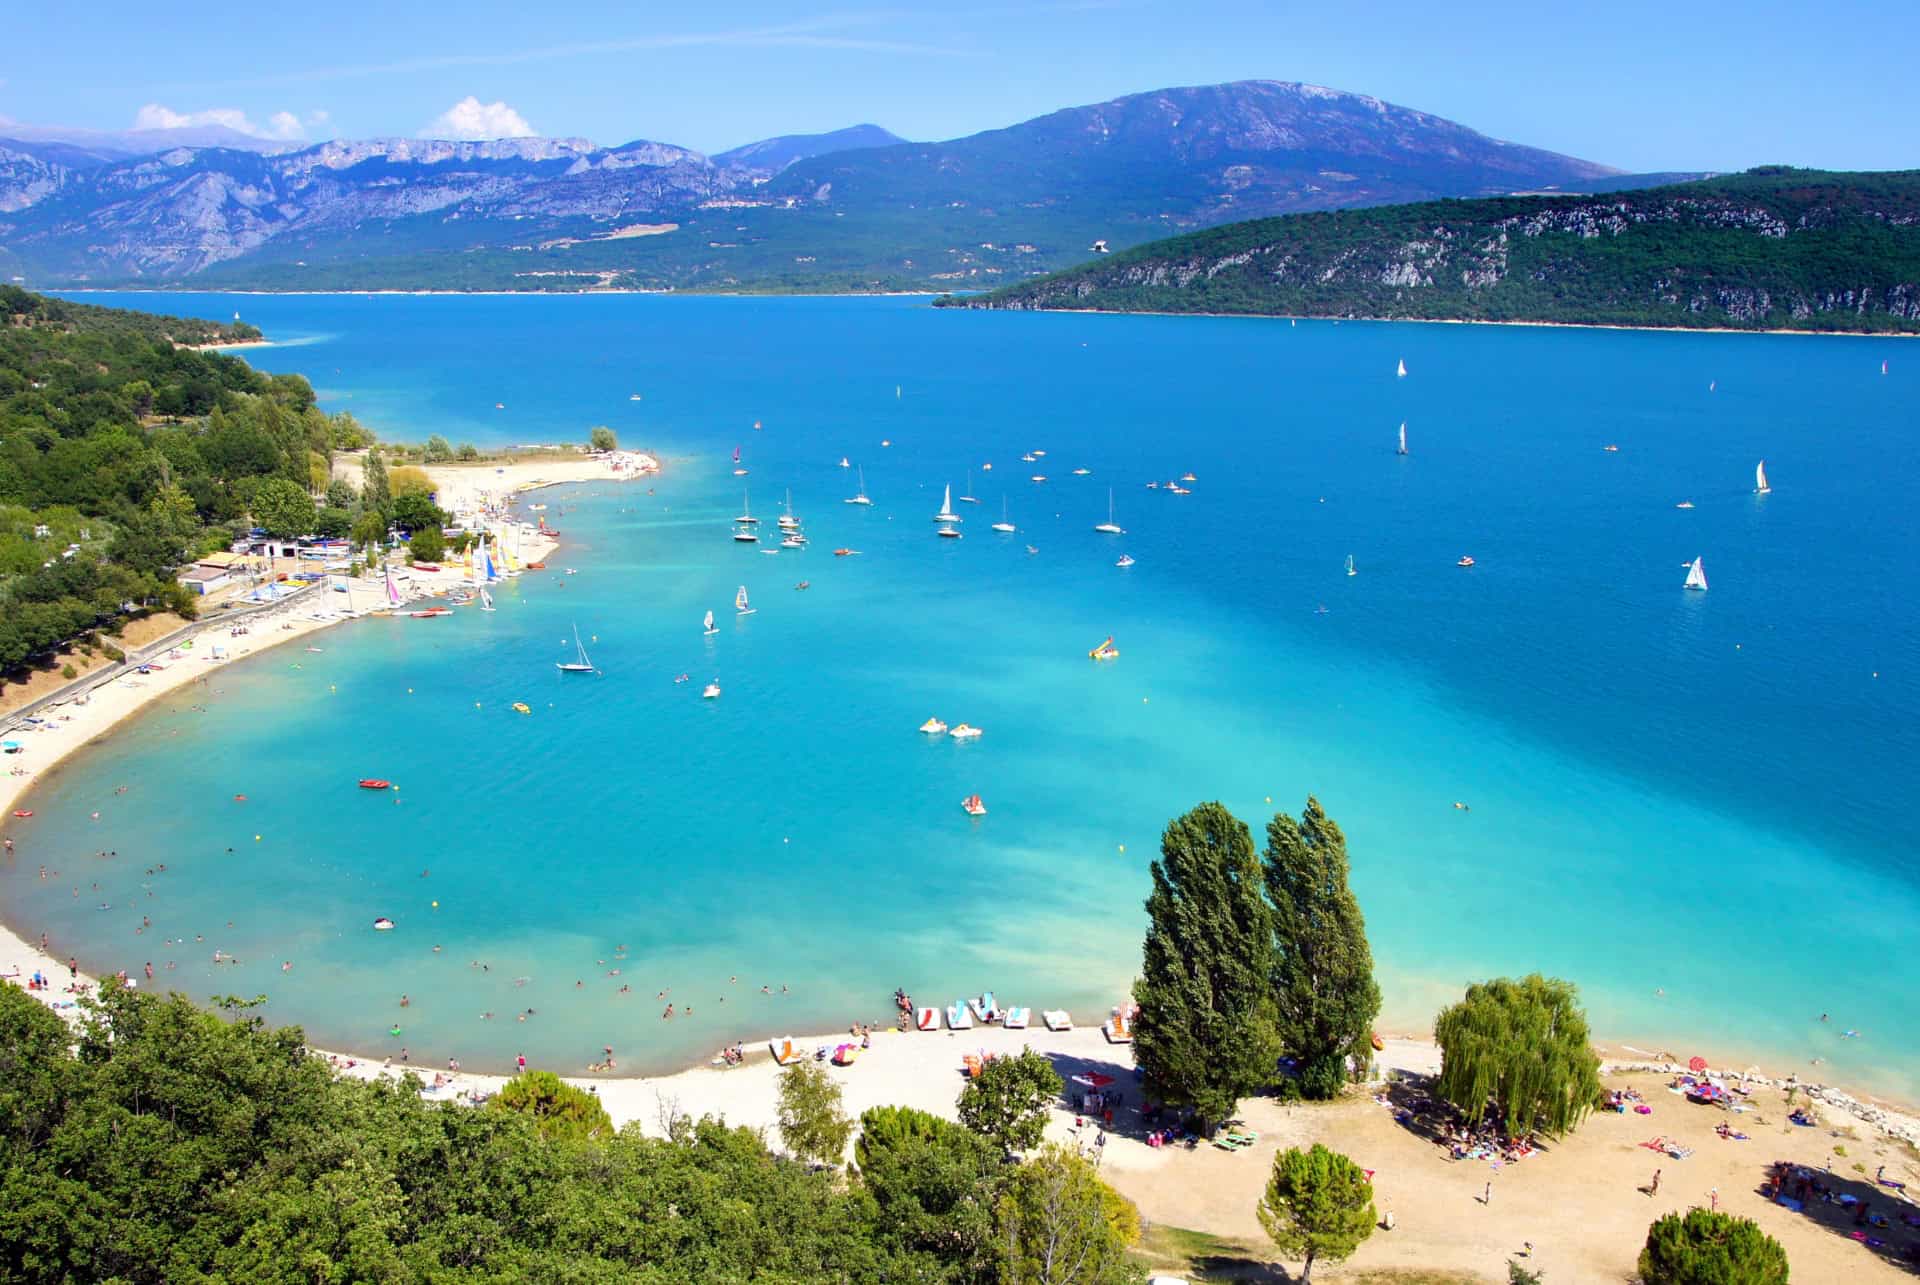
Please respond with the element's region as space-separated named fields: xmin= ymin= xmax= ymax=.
xmin=178 ymin=565 xmax=231 ymax=596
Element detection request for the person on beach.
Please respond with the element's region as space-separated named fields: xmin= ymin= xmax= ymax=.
xmin=1649 ymin=1168 xmax=1661 ymax=1196
xmin=1482 ymin=1181 xmax=1492 ymax=1205
xmin=517 ymin=1053 xmax=526 ymax=1071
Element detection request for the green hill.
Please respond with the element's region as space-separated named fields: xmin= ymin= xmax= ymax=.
xmin=939 ymin=168 xmax=1920 ymax=332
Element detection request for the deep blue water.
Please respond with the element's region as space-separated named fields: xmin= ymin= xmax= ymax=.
xmin=8 ymin=292 xmax=1917 ymax=1089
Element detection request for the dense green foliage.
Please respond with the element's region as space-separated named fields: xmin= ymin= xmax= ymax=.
xmin=1256 ymin=1143 xmax=1377 ymax=1282
xmin=1133 ymin=802 xmax=1281 ymax=1129
xmin=996 ymin=1144 xmax=1143 ymax=1285
xmin=590 ymin=425 xmax=618 ymax=452
xmin=775 ymin=1059 xmax=854 ymax=1167
xmin=1265 ymin=797 xmax=1381 ymax=1098
xmin=1433 ymin=974 xmax=1603 ymax=1136
xmin=957 ymin=1047 xmax=1064 ymax=1154
xmin=855 ymin=1105 xmax=1005 ymax=1279
xmin=0 ymin=981 xmax=1039 ymax=1282
xmin=947 ymin=168 xmax=1920 ymax=332
xmin=1639 ymin=1209 xmax=1789 ymax=1284
xmin=0 ymin=290 xmax=376 ymax=672
xmin=488 ymin=1069 xmax=613 ymax=1140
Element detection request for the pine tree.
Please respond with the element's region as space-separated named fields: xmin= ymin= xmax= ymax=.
xmin=1265 ymin=797 xmax=1381 ymax=1097
xmin=1133 ymin=801 xmax=1279 ymax=1130
xmin=1257 ymin=1143 xmax=1376 ymax=1283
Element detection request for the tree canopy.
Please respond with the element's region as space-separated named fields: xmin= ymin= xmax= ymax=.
xmin=776 ymin=1060 xmax=854 ymax=1167
xmin=996 ymin=1144 xmax=1143 ymax=1285
xmin=590 ymin=425 xmax=618 ymax=451
xmin=957 ymin=1046 xmax=1063 ymax=1155
xmin=1639 ymin=1209 xmax=1789 ymax=1285
xmin=1133 ymin=801 xmax=1280 ymax=1129
xmin=1265 ymin=796 xmax=1381 ymax=1097
xmin=1433 ymin=974 xmax=1603 ymax=1136
xmin=1257 ymin=1143 xmax=1377 ymax=1282
xmin=488 ymin=1069 xmax=613 ymax=1140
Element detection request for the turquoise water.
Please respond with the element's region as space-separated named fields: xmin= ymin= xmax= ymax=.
xmin=8 ymin=293 xmax=1917 ymax=1090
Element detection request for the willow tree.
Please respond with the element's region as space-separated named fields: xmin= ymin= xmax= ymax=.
xmin=1264 ymin=797 xmax=1380 ymax=1097
xmin=1133 ymin=802 xmax=1279 ymax=1129
xmin=1433 ymin=974 xmax=1601 ymax=1136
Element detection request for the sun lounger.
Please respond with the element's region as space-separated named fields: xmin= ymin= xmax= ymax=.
xmin=947 ymin=1002 xmax=973 ymax=1030
xmin=916 ymin=1006 xmax=939 ymax=1031
xmin=1043 ymin=1009 xmax=1073 ymax=1031
xmin=770 ymin=1036 xmax=803 ymax=1066
xmin=1003 ymin=1006 xmax=1029 ymax=1029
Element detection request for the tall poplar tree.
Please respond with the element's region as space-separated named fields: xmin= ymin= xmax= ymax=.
xmin=361 ymin=450 xmax=391 ymax=520
xmin=1133 ymin=801 xmax=1278 ymax=1129
xmin=1264 ymin=797 xmax=1381 ymax=1098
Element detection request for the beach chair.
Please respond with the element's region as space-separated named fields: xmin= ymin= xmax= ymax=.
xmin=1003 ymin=1006 xmax=1030 ymax=1030
xmin=1042 ymin=1009 xmax=1073 ymax=1032
xmin=916 ymin=1006 xmax=939 ymax=1031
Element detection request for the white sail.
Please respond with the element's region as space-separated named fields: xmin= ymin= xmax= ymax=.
xmin=735 ymin=585 xmax=752 ymax=613
xmin=1755 ymin=460 xmax=1770 ymax=493
xmin=1346 ymin=554 xmax=1356 ymax=576
xmin=704 ymin=609 xmax=716 ymax=633
xmin=934 ymin=484 xmax=960 ymax=522
xmin=479 ymin=587 xmax=495 ymax=612
xmin=1684 ymin=557 xmax=1708 ymax=591
xmin=1397 ymin=422 xmax=1407 ymax=455
xmin=1396 ymin=359 xmax=1407 ymax=378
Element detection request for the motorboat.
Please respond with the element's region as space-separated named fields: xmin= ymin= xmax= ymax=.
xmin=920 ymin=718 xmax=949 ymax=735
xmin=1072 ymin=467 xmax=1091 ymax=476
xmin=962 ymin=794 xmax=987 ymax=816
xmin=1457 ymin=556 xmax=1476 ymax=568
xmin=1116 ymin=554 xmax=1135 ymax=568
xmin=358 ymin=779 xmax=391 ymax=790
xmin=780 ymin=534 xmax=806 ymax=548
xmin=1676 ymin=501 xmax=1696 ymax=509
xmin=702 ymin=681 xmax=721 ymax=699
xmin=833 ymin=548 xmax=859 ymax=556
xmin=949 ymin=723 xmax=982 ymax=739
xmin=373 ymin=917 xmax=395 ymax=931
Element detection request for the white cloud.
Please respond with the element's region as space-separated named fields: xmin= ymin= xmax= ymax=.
xmin=419 ymin=96 xmax=537 ymax=140
xmin=133 ymin=103 xmax=310 ymax=140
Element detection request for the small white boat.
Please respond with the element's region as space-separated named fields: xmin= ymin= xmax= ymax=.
xmin=1346 ymin=554 xmax=1357 ymax=577
xmin=758 ymin=547 xmax=780 ymax=555
xmin=702 ymin=681 xmax=721 ymax=699
xmin=961 ymin=793 xmax=987 ymax=816
xmin=780 ymin=534 xmax=805 ymax=548
xmin=556 ymin=623 xmax=597 ymax=674
xmin=960 ymin=470 xmax=980 ymax=503
xmin=1754 ymin=460 xmax=1771 ymax=494
xmin=629 ymin=393 xmax=642 ymax=401
xmin=735 ymin=585 xmax=756 ymax=615
xmin=1031 ymin=474 xmax=1047 ymax=483
xmin=991 ymin=497 xmax=1016 ymax=533
xmin=1116 ymin=554 xmax=1135 ymax=568
xmin=703 ymin=609 xmax=718 ymax=636
xmin=1397 ymin=422 xmax=1408 ymax=456
xmin=1684 ymin=557 xmax=1708 ymax=591
xmin=1072 ymin=467 xmax=1091 ymax=476
xmin=936 ymin=525 xmax=962 ymax=539
xmin=373 ymin=917 xmax=395 ymax=931
xmin=839 ymin=456 xmax=850 ymax=468
xmin=777 ymin=489 xmax=800 ymax=529
xmin=732 ymin=527 xmax=759 ymax=543
xmin=1676 ymin=501 xmax=1695 ymax=510
xmin=919 ymin=717 xmax=949 ymax=735
xmin=1032 ymin=449 xmax=1047 ymax=458
xmin=1396 ymin=358 xmax=1407 ymax=378
xmin=845 ymin=465 xmax=873 ymax=506
xmin=1093 ymin=488 xmax=1125 ymax=534
xmin=1020 ymin=453 xmax=1036 ymax=463
xmin=933 ymin=483 xmax=962 ymax=523
xmin=949 ymin=723 xmax=983 ymax=739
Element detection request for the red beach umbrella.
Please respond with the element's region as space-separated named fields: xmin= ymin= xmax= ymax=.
xmin=1071 ymin=1072 xmax=1117 ymax=1089
xmin=1687 ymin=1056 xmax=1708 ymax=1073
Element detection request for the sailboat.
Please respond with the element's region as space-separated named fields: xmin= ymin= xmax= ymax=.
xmin=1754 ymin=460 xmax=1771 ymax=494
xmin=1345 ymin=554 xmax=1356 ymax=577
xmin=735 ymin=585 xmax=756 ymax=616
xmin=732 ymin=446 xmax=748 ymax=476
xmin=1397 ymin=422 xmax=1408 ymax=455
xmin=556 ymin=623 xmax=597 ymax=673
xmin=778 ymin=489 xmax=800 ymax=530
xmin=1396 ymin=358 xmax=1407 ymax=378
xmin=933 ymin=484 xmax=962 ymax=523
xmin=960 ymin=470 xmax=980 ymax=503
xmin=703 ymin=609 xmax=718 ymax=636
xmin=845 ymin=466 xmax=873 ymax=505
xmin=991 ymin=498 xmax=1016 ymax=533
xmin=479 ymin=587 xmax=495 ymax=612
xmin=1883 ymin=360 xmax=1889 ymax=376
xmin=1684 ymin=557 xmax=1709 ymax=592
xmin=839 ymin=456 xmax=850 ymax=468
xmin=1093 ymin=488 xmax=1124 ymax=534
xmin=735 ymin=492 xmax=758 ymax=523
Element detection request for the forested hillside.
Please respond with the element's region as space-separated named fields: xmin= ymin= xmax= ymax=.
xmin=0 ymin=288 xmax=365 ymax=672
xmin=944 ymin=168 xmax=1920 ymax=332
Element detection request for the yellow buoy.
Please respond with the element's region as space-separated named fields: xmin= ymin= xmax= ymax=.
xmin=254 ymin=834 xmax=261 ymax=841
xmin=1118 ymin=844 xmax=1126 ymax=853
xmin=431 ymin=900 xmax=439 ymax=909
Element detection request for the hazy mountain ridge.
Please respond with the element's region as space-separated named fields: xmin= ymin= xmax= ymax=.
xmin=1 ymin=81 xmax=1635 ymax=289
xmin=940 ymin=168 xmax=1920 ymax=332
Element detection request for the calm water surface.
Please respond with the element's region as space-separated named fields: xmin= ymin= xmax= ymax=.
xmin=10 ymin=293 xmax=1917 ymax=1089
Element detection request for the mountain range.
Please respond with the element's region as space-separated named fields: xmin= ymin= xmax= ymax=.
xmin=0 ymin=81 xmax=1694 ymax=292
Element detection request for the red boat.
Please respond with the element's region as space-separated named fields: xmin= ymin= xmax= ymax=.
xmin=525 ymin=561 xmax=547 ymax=570
xmin=10 ymin=809 xmax=31 ymax=818
xmin=358 ymin=779 xmax=391 ymax=790
xmin=412 ymin=562 xmax=441 ymax=572
xmin=408 ymin=607 xmax=453 ymax=618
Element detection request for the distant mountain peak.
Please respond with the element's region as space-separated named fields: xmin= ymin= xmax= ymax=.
xmin=714 ymin=124 xmax=905 ymax=174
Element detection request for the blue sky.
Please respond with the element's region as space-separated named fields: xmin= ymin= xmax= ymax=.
xmin=4 ymin=0 xmax=1914 ymax=171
